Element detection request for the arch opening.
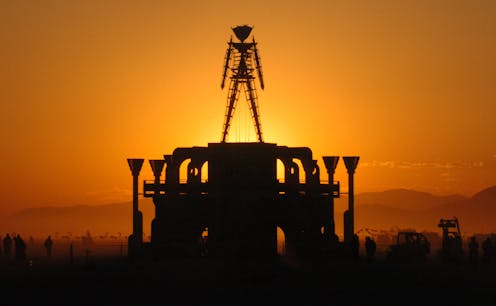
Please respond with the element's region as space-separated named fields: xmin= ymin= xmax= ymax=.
xmin=292 ymin=158 xmax=305 ymax=184
xmin=277 ymin=226 xmax=286 ymax=256
xmin=201 ymin=161 xmax=209 ymax=183
xmin=276 ymin=159 xmax=285 ymax=183
xmin=199 ymin=226 xmax=208 ymax=257
xmin=179 ymin=158 xmax=192 ymax=184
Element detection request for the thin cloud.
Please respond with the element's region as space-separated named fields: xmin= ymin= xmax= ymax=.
xmin=361 ymin=160 xmax=484 ymax=169
xmin=84 ymin=186 xmax=132 ymax=204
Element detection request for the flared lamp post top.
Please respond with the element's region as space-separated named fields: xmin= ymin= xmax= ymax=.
xmin=149 ymin=159 xmax=166 ymax=177
xmin=322 ymin=156 xmax=340 ymax=174
xmin=127 ymin=158 xmax=144 ymax=177
xmin=343 ymin=156 xmax=360 ymax=174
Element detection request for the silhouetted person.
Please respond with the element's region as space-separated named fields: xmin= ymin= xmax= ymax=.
xmin=365 ymin=236 xmax=377 ymax=263
xmin=14 ymin=234 xmax=26 ymax=261
xmin=468 ymin=236 xmax=479 ymax=265
xmin=482 ymin=237 xmax=493 ymax=264
xmin=69 ymin=242 xmax=74 ymax=265
xmin=454 ymin=236 xmax=463 ymax=258
xmin=331 ymin=233 xmax=339 ymax=244
xmin=351 ymin=234 xmax=360 ymax=261
xmin=3 ymin=234 xmax=12 ymax=259
xmin=44 ymin=235 xmax=53 ymax=257
xmin=405 ymin=234 xmax=413 ymax=246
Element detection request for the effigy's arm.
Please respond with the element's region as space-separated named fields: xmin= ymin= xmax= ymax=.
xmin=253 ymin=37 xmax=264 ymax=90
xmin=221 ymin=38 xmax=233 ymax=89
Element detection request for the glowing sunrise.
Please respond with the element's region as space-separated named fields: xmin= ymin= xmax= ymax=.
xmin=2 ymin=1 xmax=495 ymax=217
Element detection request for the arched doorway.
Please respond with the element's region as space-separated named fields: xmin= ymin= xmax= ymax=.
xmin=277 ymin=226 xmax=286 ymax=256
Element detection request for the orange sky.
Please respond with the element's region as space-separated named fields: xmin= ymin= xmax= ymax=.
xmin=1 ymin=0 xmax=495 ymax=215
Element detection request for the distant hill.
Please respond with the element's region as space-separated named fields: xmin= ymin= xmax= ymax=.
xmin=472 ymin=185 xmax=496 ymax=203
xmin=1 ymin=186 xmax=495 ymax=237
xmin=356 ymin=189 xmax=466 ymax=211
xmin=0 ymin=199 xmax=155 ymax=237
xmin=427 ymin=186 xmax=496 ymax=234
xmin=354 ymin=186 xmax=496 ymax=234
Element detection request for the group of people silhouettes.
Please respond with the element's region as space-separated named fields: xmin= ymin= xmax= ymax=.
xmin=350 ymin=234 xmax=496 ymax=265
xmin=349 ymin=234 xmax=377 ymax=263
xmin=1 ymin=234 xmax=54 ymax=261
xmin=0 ymin=232 xmax=493 ymax=266
xmin=1 ymin=234 xmax=26 ymax=261
xmin=469 ymin=235 xmax=495 ymax=265
xmin=356 ymin=234 xmax=496 ymax=265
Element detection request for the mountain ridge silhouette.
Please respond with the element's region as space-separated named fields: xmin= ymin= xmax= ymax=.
xmin=2 ymin=186 xmax=494 ymax=235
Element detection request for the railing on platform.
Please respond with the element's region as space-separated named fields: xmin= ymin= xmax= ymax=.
xmin=144 ymin=179 xmax=340 ymax=198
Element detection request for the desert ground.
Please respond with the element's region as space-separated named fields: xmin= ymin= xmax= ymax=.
xmin=1 ymin=239 xmax=495 ymax=306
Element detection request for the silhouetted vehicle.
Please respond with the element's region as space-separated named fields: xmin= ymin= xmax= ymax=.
xmin=365 ymin=236 xmax=377 ymax=263
xmin=438 ymin=217 xmax=463 ymax=262
xmin=386 ymin=231 xmax=430 ymax=262
xmin=482 ymin=237 xmax=493 ymax=264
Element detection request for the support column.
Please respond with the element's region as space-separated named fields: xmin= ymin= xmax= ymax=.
xmin=322 ymin=156 xmax=339 ymax=240
xmin=343 ymin=156 xmax=359 ymax=245
xmin=149 ymin=159 xmax=167 ymax=247
xmin=127 ymin=158 xmax=144 ymax=259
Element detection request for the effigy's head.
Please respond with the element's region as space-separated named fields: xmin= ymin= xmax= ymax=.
xmin=232 ymin=25 xmax=253 ymax=42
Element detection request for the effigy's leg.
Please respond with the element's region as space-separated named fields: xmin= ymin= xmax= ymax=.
xmin=245 ymin=79 xmax=263 ymax=142
xmin=222 ymin=79 xmax=240 ymax=142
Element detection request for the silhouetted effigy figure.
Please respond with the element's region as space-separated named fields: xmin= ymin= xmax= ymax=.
xmin=365 ymin=236 xmax=377 ymax=263
xmin=3 ymin=234 xmax=12 ymax=259
xmin=14 ymin=234 xmax=26 ymax=261
xmin=220 ymin=25 xmax=265 ymax=142
xmin=351 ymin=234 xmax=360 ymax=261
xmin=44 ymin=235 xmax=53 ymax=257
xmin=468 ymin=236 xmax=479 ymax=265
xmin=482 ymin=237 xmax=493 ymax=264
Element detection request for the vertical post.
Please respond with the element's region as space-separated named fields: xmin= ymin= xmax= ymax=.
xmin=343 ymin=156 xmax=359 ymax=245
xmin=322 ymin=156 xmax=340 ymax=240
xmin=127 ymin=158 xmax=144 ymax=259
